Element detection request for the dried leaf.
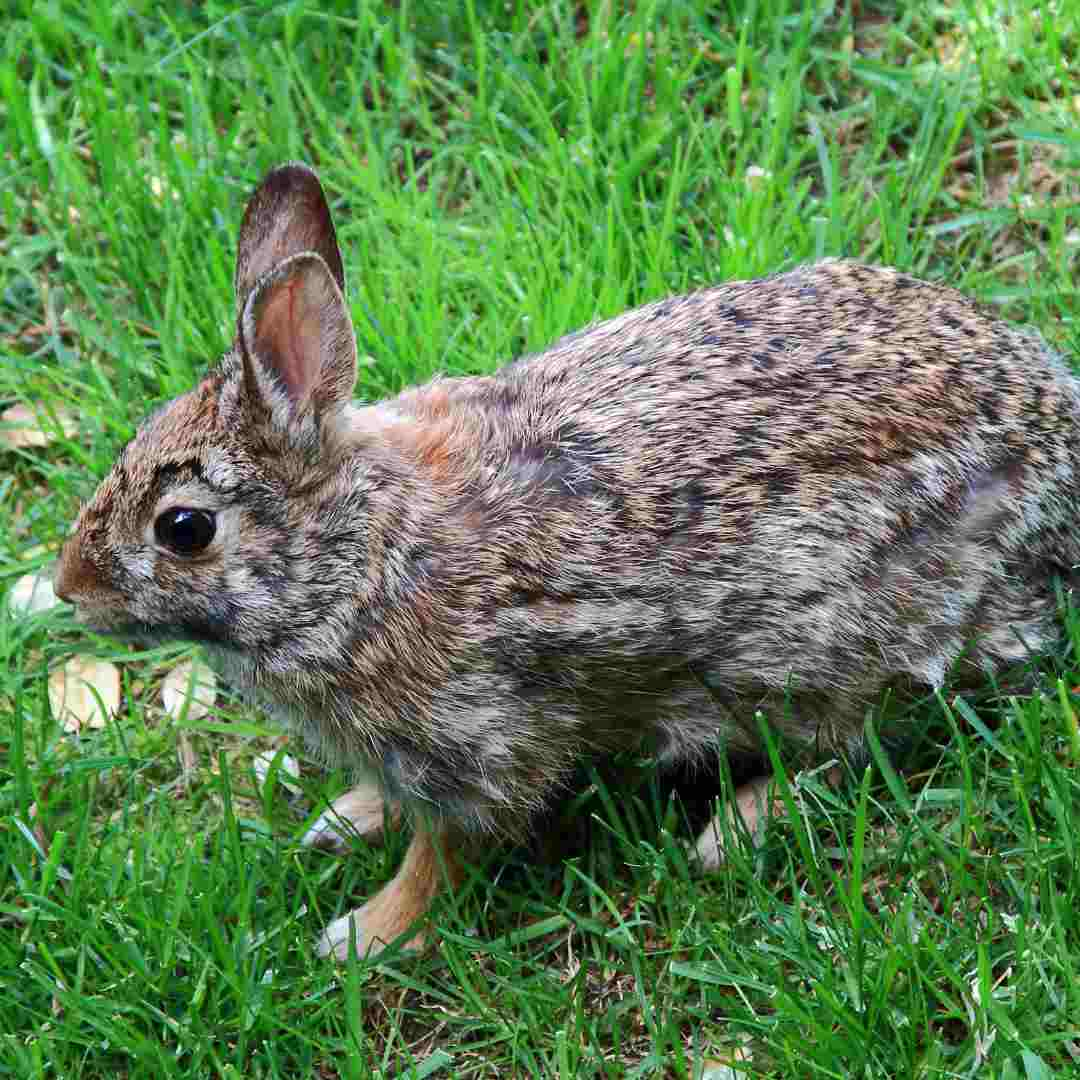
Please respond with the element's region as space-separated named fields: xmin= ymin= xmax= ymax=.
xmin=0 ymin=403 xmax=78 ymax=450
xmin=8 ymin=571 xmax=59 ymax=617
xmin=161 ymin=658 xmax=217 ymax=721
xmin=49 ymin=657 xmax=121 ymax=733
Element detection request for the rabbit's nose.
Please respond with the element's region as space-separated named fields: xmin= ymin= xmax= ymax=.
xmin=54 ymin=539 xmax=93 ymax=603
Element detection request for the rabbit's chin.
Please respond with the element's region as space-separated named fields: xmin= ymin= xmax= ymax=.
xmin=68 ymin=605 xmax=217 ymax=652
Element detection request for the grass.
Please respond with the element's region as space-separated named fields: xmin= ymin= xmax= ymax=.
xmin=3 ymin=0 xmax=1080 ymax=1075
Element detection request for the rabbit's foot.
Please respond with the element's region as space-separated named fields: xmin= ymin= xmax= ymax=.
xmin=694 ymin=775 xmax=781 ymax=870
xmin=695 ymin=764 xmax=846 ymax=869
xmin=317 ymin=823 xmax=461 ymax=959
xmin=303 ymin=780 xmax=401 ymax=853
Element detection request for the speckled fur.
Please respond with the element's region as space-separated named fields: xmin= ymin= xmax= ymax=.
xmin=58 ymin=164 xmax=1080 ymax=841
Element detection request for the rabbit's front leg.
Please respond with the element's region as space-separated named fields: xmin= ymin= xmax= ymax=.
xmin=317 ymin=820 xmax=462 ymax=958
xmin=302 ymin=778 xmax=402 ymax=853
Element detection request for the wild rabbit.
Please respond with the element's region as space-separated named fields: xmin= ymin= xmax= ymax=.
xmin=55 ymin=163 xmax=1080 ymax=958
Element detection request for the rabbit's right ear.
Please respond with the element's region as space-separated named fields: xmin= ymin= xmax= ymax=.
xmin=234 ymin=163 xmax=346 ymax=321
xmin=238 ymin=251 xmax=357 ymax=453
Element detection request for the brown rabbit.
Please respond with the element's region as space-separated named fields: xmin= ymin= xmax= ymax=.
xmin=55 ymin=163 xmax=1080 ymax=958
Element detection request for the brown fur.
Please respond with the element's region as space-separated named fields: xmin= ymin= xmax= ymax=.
xmin=55 ymin=163 xmax=1080 ymax=956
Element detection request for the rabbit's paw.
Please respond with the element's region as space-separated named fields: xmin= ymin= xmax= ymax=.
xmin=303 ymin=780 xmax=401 ymax=853
xmin=694 ymin=775 xmax=782 ymax=870
xmin=317 ymin=898 xmax=429 ymax=959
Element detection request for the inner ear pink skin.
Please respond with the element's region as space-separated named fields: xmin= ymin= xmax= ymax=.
xmin=251 ymin=272 xmax=322 ymax=407
xmin=239 ymin=252 xmax=358 ymax=427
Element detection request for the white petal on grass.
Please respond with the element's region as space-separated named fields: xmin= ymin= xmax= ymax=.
xmin=8 ymin=572 xmax=59 ymax=617
xmin=148 ymin=175 xmax=179 ymax=202
xmin=48 ymin=657 xmax=121 ymax=733
xmin=161 ymin=658 xmax=217 ymax=722
xmin=253 ymin=750 xmax=302 ymax=795
xmin=744 ymin=164 xmax=771 ymax=191
xmin=0 ymin=403 xmax=78 ymax=450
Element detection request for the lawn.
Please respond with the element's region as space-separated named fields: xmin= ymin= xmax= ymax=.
xmin=3 ymin=0 xmax=1080 ymax=1076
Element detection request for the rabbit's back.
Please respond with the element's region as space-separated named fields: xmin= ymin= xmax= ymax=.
xmin=498 ymin=260 xmax=1079 ymax=491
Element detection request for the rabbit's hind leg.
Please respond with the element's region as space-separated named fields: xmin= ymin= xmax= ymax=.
xmin=317 ymin=820 xmax=462 ymax=959
xmin=692 ymin=755 xmax=849 ymax=870
xmin=690 ymin=688 xmax=855 ymax=871
xmin=693 ymin=773 xmax=780 ymax=870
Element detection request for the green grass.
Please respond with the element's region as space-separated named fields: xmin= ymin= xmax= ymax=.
xmin=3 ymin=0 xmax=1080 ymax=1075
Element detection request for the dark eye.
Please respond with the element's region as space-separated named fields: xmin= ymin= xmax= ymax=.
xmin=154 ymin=508 xmax=216 ymax=555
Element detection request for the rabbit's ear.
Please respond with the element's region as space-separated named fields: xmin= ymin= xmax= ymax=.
xmin=238 ymin=252 xmax=357 ymax=443
xmin=234 ymin=163 xmax=345 ymax=321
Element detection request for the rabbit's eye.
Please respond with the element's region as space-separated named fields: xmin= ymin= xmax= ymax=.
xmin=155 ymin=508 xmax=216 ymax=556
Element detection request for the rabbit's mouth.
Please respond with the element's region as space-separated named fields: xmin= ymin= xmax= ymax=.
xmin=57 ymin=591 xmax=170 ymax=644
xmin=65 ymin=604 xmax=149 ymax=641
xmin=73 ymin=610 xmax=227 ymax=657
xmin=55 ymin=571 xmax=228 ymax=652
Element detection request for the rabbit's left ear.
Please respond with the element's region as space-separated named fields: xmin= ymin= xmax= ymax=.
xmin=238 ymin=251 xmax=357 ymax=448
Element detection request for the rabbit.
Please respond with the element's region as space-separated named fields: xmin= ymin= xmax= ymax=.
xmin=55 ymin=162 xmax=1080 ymax=959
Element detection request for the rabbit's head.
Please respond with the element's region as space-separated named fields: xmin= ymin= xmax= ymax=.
xmin=55 ymin=164 xmax=372 ymax=656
